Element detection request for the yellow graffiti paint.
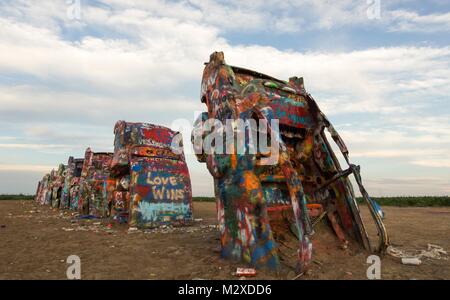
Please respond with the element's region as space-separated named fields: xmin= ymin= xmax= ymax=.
xmin=151 ymin=186 xmax=185 ymax=201
xmin=146 ymin=172 xmax=178 ymax=186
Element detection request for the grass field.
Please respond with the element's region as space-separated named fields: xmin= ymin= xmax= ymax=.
xmin=356 ymin=196 xmax=450 ymax=206
xmin=193 ymin=196 xmax=450 ymax=206
xmin=1 ymin=195 xmax=449 ymax=206
xmin=0 ymin=194 xmax=34 ymax=200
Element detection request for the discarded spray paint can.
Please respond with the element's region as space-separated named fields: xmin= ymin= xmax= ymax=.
xmin=236 ymin=268 xmax=257 ymax=277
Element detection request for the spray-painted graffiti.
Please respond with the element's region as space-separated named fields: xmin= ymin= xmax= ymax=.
xmin=51 ymin=164 xmax=66 ymax=208
xmin=35 ymin=173 xmax=51 ymax=205
xmin=61 ymin=157 xmax=74 ymax=209
xmin=77 ymin=148 xmax=113 ymax=217
xmin=109 ymin=178 xmax=131 ymax=223
xmin=67 ymin=158 xmax=84 ymax=210
xmin=111 ymin=121 xmax=193 ymax=228
xmin=192 ymin=52 xmax=389 ymax=272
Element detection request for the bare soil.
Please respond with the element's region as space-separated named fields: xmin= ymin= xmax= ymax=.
xmin=0 ymin=200 xmax=449 ymax=279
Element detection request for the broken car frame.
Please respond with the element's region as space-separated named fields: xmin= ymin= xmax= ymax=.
xmin=192 ymin=51 xmax=389 ymax=272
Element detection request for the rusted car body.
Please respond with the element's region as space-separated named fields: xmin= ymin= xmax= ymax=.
xmin=51 ymin=164 xmax=67 ymax=208
xmin=192 ymin=52 xmax=389 ymax=272
xmin=110 ymin=121 xmax=193 ymax=228
xmin=77 ymin=148 xmax=113 ymax=217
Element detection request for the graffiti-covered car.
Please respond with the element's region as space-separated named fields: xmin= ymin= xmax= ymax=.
xmin=61 ymin=157 xmax=84 ymax=210
xmin=62 ymin=157 xmax=84 ymax=211
xmin=45 ymin=169 xmax=57 ymax=206
xmin=61 ymin=157 xmax=73 ymax=209
xmin=77 ymin=148 xmax=113 ymax=217
xmin=108 ymin=175 xmax=130 ymax=224
xmin=192 ymin=52 xmax=389 ymax=272
xmin=35 ymin=173 xmax=50 ymax=205
xmin=50 ymin=163 xmax=67 ymax=208
xmin=110 ymin=121 xmax=193 ymax=228
xmin=35 ymin=180 xmax=43 ymax=204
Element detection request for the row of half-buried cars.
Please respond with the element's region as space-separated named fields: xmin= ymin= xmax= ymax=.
xmin=34 ymin=52 xmax=389 ymax=273
xmin=35 ymin=121 xmax=193 ymax=228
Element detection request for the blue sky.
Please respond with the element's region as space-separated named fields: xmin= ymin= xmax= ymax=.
xmin=0 ymin=0 xmax=449 ymax=196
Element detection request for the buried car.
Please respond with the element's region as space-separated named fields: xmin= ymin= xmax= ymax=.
xmin=192 ymin=52 xmax=389 ymax=272
xmin=62 ymin=157 xmax=85 ymax=211
xmin=45 ymin=169 xmax=57 ymax=206
xmin=110 ymin=120 xmax=193 ymax=228
xmin=77 ymin=148 xmax=113 ymax=217
xmin=50 ymin=163 xmax=67 ymax=209
xmin=35 ymin=173 xmax=51 ymax=206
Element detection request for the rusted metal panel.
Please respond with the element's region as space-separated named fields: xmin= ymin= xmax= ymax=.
xmin=111 ymin=121 xmax=193 ymax=228
xmin=192 ymin=51 xmax=389 ymax=272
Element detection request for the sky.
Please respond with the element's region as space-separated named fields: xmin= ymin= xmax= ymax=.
xmin=0 ymin=0 xmax=449 ymax=196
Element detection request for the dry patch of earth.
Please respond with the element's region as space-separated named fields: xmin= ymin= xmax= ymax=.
xmin=0 ymin=200 xmax=448 ymax=279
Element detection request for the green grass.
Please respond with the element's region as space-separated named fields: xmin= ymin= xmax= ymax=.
xmin=357 ymin=196 xmax=450 ymax=207
xmin=193 ymin=196 xmax=450 ymax=207
xmin=193 ymin=196 xmax=215 ymax=202
xmin=0 ymin=194 xmax=35 ymax=200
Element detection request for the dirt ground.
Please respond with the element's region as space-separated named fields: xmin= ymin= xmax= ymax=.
xmin=0 ymin=200 xmax=449 ymax=280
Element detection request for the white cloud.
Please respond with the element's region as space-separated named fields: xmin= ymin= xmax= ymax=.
xmin=0 ymin=85 xmax=202 ymax=120
xmin=362 ymin=177 xmax=450 ymax=196
xmin=338 ymin=124 xmax=450 ymax=170
xmin=0 ymin=18 xmax=219 ymax=92
xmin=0 ymin=164 xmax=55 ymax=172
xmin=411 ymin=159 xmax=450 ymax=168
xmin=351 ymin=149 xmax=447 ymax=158
xmin=222 ymin=45 xmax=450 ymax=116
xmin=184 ymin=0 xmax=369 ymax=32
xmin=388 ymin=10 xmax=450 ymax=32
xmin=0 ymin=143 xmax=71 ymax=150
